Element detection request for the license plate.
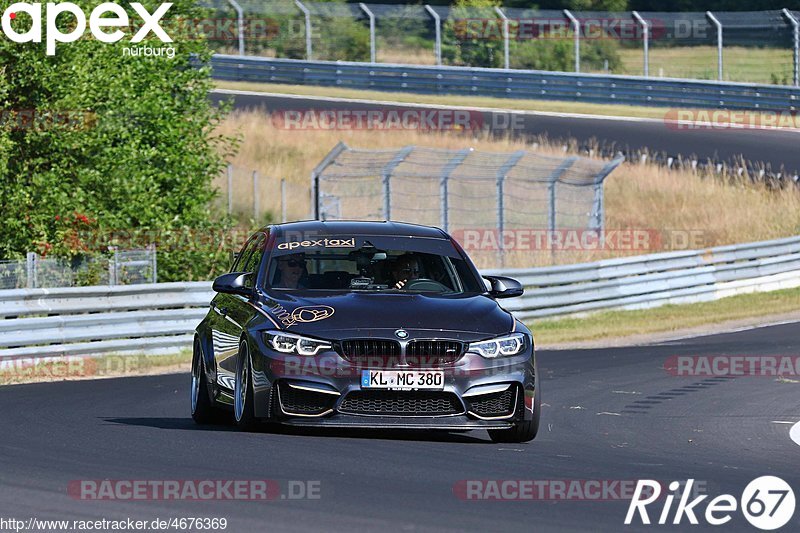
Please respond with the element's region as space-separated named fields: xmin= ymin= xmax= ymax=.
xmin=361 ymin=370 xmax=444 ymax=390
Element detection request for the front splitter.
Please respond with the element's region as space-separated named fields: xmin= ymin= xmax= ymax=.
xmin=280 ymin=414 xmax=514 ymax=430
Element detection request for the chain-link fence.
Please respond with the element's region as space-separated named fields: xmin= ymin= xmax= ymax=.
xmin=0 ymin=247 xmax=157 ymax=290
xmin=196 ymin=2 xmax=799 ymax=85
xmin=215 ymin=164 xmax=310 ymax=224
xmin=311 ymin=142 xmax=623 ymax=268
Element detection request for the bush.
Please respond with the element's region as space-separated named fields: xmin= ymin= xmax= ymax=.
xmin=510 ymin=32 xmax=623 ymax=72
xmin=0 ymin=0 xmax=236 ymax=281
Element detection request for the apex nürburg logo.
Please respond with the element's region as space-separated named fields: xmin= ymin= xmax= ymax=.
xmin=1 ymin=2 xmax=173 ymax=55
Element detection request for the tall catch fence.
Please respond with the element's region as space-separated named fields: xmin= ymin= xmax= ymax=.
xmin=312 ymin=142 xmax=623 ymax=268
xmin=196 ymin=1 xmax=799 ymax=84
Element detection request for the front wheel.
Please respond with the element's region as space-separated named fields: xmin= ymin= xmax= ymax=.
xmin=234 ymin=340 xmax=258 ymax=430
xmin=191 ymin=339 xmax=221 ymax=424
xmin=488 ymin=386 xmax=541 ymax=443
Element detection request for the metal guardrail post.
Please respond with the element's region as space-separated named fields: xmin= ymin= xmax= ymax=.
xmin=295 ymin=0 xmax=313 ymax=60
xmin=706 ymin=11 xmax=723 ymax=81
xmin=109 ymin=247 xmax=119 ymax=286
xmin=632 ymin=11 xmax=649 ymax=77
xmin=380 ymin=146 xmax=414 ymax=221
xmin=150 ymin=244 xmax=157 ymax=284
xmin=26 ymin=252 xmax=36 ymax=289
xmin=425 ymin=5 xmax=442 ymax=66
xmin=563 ymin=9 xmax=580 ymax=73
xmin=359 ymin=3 xmax=376 ymax=64
xmin=226 ymin=0 xmax=245 ymax=56
xmin=439 ymin=149 xmax=471 ymax=232
xmin=784 ymin=9 xmax=800 ymax=87
xmin=494 ymin=6 xmax=509 ymax=70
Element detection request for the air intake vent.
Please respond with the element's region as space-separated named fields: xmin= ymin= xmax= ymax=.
xmin=339 ymin=390 xmax=463 ymax=416
xmin=277 ymin=382 xmax=337 ymax=416
xmin=468 ymin=387 xmax=517 ymax=419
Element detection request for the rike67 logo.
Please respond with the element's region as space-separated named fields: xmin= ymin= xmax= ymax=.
xmin=1 ymin=2 xmax=173 ymax=56
xmin=626 ymin=477 xmax=796 ymax=530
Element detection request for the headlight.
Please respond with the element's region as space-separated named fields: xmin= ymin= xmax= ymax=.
xmin=468 ymin=333 xmax=526 ymax=358
xmin=263 ymin=330 xmax=332 ymax=356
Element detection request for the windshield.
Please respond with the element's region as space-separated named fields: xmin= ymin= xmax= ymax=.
xmin=264 ymin=235 xmax=483 ymax=294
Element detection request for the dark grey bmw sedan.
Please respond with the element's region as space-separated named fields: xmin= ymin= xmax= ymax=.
xmin=191 ymin=220 xmax=540 ymax=442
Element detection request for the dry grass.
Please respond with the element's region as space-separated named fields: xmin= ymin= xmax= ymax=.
xmin=377 ymin=45 xmax=437 ymax=65
xmin=215 ymin=109 xmax=800 ymax=267
xmin=613 ymin=46 xmax=793 ymax=84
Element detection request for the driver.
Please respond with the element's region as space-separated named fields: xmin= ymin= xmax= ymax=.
xmin=390 ymin=254 xmax=423 ymax=289
xmin=272 ymin=253 xmax=307 ymax=289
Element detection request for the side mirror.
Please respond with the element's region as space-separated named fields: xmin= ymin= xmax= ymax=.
xmin=483 ymin=275 xmax=524 ymax=299
xmin=212 ymin=272 xmax=251 ymax=296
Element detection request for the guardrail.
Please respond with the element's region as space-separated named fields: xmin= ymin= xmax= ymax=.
xmin=210 ymin=54 xmax=800 ymax=110
xmin=1 ymin=235 xmax=798 ymax=360
xmin=486 ymin=235 xmax=800 ymax=320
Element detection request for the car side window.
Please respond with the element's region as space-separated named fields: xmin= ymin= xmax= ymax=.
xmin=230 ymin=238 xmax=257 ymax=273
xmin=242 ymin=234 xmax=266 ymax=288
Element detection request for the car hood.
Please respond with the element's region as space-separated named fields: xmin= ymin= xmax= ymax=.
xmin=257 ymin=291 xmax=515 ymax=341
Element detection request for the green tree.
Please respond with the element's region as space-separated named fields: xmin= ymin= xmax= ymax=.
xmin=0 ymin=0 xmax=235 ymax=281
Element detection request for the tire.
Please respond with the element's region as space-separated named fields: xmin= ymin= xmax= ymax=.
xmin=234 ymin=339 xmax=258 ymax=430
xmin=191 ymin=339 xmax=222 ymax=424
xmin=488 ymin=386 xmax=541 ymax=443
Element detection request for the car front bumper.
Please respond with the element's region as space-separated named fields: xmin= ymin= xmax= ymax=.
xmin=248 ymin=339 xmax=538 ymax=427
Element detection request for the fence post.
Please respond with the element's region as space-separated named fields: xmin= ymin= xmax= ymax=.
xmin=425 ymin=5 xmax=442 ymax=66
xmin=252 ymin=170 xmax=259 ymax=221
xmin=26 ymin=252 xmax=36 ymax=289
xmin=590 ymin=155 xmax=625 ymax=232
xmin=295 ymin=0 xmax=313 ymax=60
xmin=311 ymin=142 xmax=349 ymax=220
xmin=706 ymin=11 xmax=723 ymax=81
xmin=784 ymin=9 xmax=799 ymax=87
xmin=439 ymin=149 xmax=471 ymax=232
xmin=359 ymin=3 xmax=376 ymax=64
xmin=226 ymin=0 xmax=245 ymax=56
xmin=632 ymin=11 xmax=649 ymax=77
xmin=227 ymin=164 xmax=233 ymax=215
xmin=546 ymin=156 xmax=579 ymax=234
xmin=379 ymin=146 xmax=414 ymax=222
xmin=564 ymin=9 xmax=580 ymax=73
xmin=281 ymin=178 xmax=287 ymax=223
xmin=494 ymin=6 xmax=509 ymax=70
xmin=496 ymin=151 xmax=525 ymax=268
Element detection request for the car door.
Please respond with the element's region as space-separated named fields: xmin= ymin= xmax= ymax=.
xmin=212 ymin=232 xmax=267 ymax=390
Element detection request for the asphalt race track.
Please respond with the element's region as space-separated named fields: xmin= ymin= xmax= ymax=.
xmin=2 ymin=323 xmax=798 ymax=532
xmin=211 ymin=90 xmax=800 ymax=176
